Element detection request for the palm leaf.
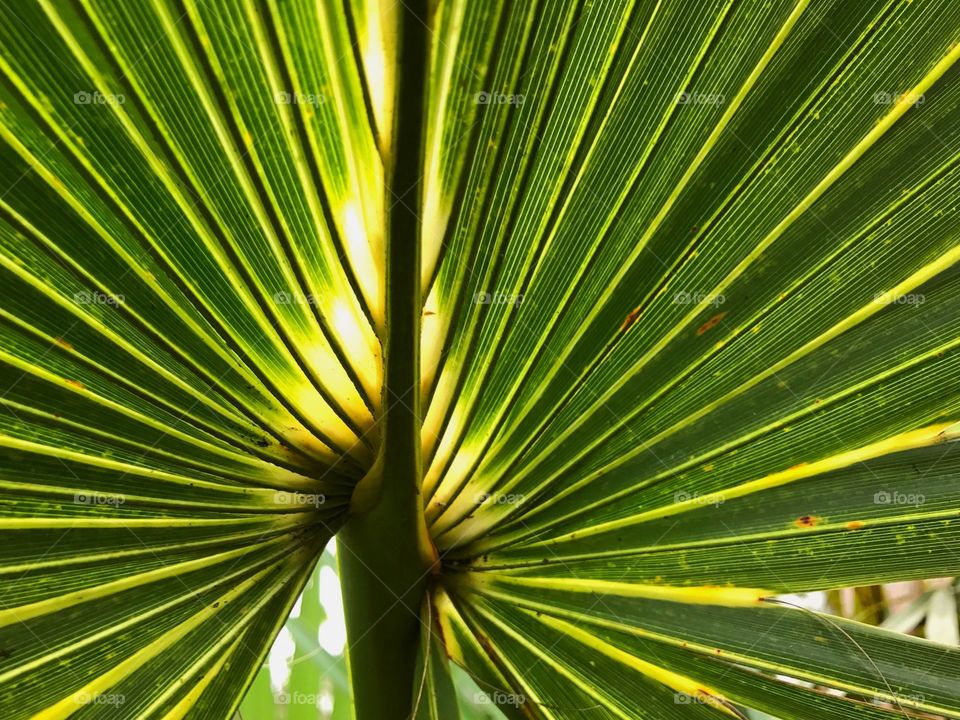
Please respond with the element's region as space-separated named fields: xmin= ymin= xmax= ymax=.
xmin=1 ymin=0 xmax=959 ymax=718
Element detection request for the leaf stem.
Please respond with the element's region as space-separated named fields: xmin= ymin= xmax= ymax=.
xmin=338 ymin=1 xmax=433 ymax=718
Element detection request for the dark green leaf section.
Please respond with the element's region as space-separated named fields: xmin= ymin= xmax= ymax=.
xmin=426 ymin=0 xmax=960 ymax=551
xmin=420 ymin=1 xmax=960 ymax=719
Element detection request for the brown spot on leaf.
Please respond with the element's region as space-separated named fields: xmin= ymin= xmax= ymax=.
xmin=620 ymin=306 xmax=641 ymax=331
xmin=696 ymin=312 xmax=727 ymax=336
xmin=423 ymin=311 xmax=436 ymax=316
xmin=795 ymin=515 xmax=819 ymax=528
xmin=54 ymin=338 xmax=74 ymax=351
xmin=476 ymin=632 xmax=493 ymax=653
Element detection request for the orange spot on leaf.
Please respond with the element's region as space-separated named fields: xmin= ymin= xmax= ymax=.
xmin=620 ymin=306 xmax=641 ymax=332
xmin=54 ymin=338 xmax=74 ymax=351
xmin=65 ymin=379 xmax=85 ymax=390
xmin=696 ymin=312 xmax=727 ymax=336
xmin=846 ymin=521 xmax=865 ymax=530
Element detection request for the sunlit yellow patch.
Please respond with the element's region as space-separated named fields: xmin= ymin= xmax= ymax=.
xmin=364 ymin=43 xmax=386 ymax=116
xmin=279 ymin=423 xmax=338 ymax=464
xmin=332 ymin=201 xmax=382 ymax=331
xmin=361 ymin=3 xmax=390 ymax=149
xmin=473 ymin=574 xmax=771 ymax=607
xmin=289 ymin=376 xmax=370 ymax=460
xmin=431 ymin=587 xmax=465 ymax=659
xmin=421 ymin=372 xmax=460 ymax=486
xmin=329 ymin=297 xmax=381 ymax=407
xmin=420 ymin=285 xmax=442 ymax=396
xmin=426 ymin=439 xmax=482 ymax=522
xmin=420 ymin=192 xmax=448 ymax=296
xmin=331 ymin=298 xmax=364 ymax=354
xmin=343 ymin=202 xmax=369 ymax=265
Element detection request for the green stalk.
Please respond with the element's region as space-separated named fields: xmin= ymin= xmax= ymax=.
xmin=338 ymin=2 xmax=433 ymax=719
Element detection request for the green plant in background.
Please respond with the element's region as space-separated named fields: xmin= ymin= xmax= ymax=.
xmin=1 ymin=0 xmax=960 ymax=718
xmin=237 ymin=548 xmax=351 ymax=720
